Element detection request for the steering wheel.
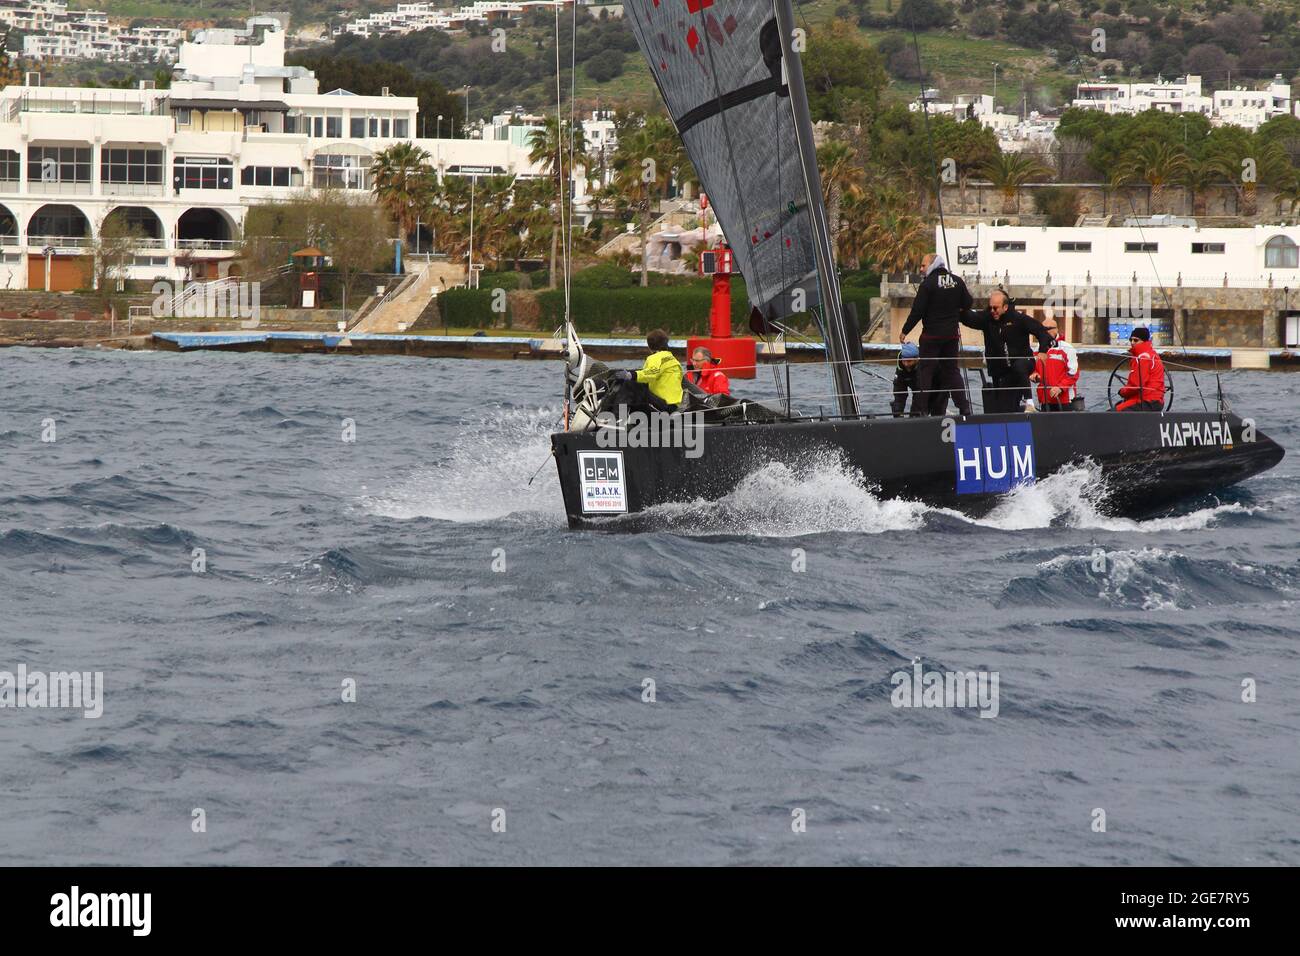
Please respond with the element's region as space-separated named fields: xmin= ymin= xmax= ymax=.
xmin=1107 ymin=358 xmax=1174 ymax=411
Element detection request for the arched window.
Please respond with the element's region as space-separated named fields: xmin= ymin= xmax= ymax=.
xmin=1265 ymin=235 xmax=1298 ymax=269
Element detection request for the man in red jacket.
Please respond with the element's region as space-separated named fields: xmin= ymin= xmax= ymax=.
xmin=1033 ymin=317 xmax=1080 ymax=411
xmin=1116 ymin=326 xmax=1166 ymax=411
xmin=687 ymin=347 xmax=731 ymax=396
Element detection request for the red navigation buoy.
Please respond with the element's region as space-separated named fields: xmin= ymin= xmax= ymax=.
xmin=687 ymin=245 xmax=756 ymax=379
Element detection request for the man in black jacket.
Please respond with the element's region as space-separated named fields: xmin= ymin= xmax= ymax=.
xmin=900 ymin=252 xmax=973 ymax=416
xmin=961 ymin=290 xmax=1054 ymax=412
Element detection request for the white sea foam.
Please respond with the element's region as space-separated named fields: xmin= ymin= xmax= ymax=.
xmin=361 ymin=405 xmax=566 ymax=523
xmin=959 ymin=462 xmax=1255 ymax=533
xmin=635 ymin=451 xmax=930 ymax=537
xmin=1036 ymin=546 xmax=1191 ymax=608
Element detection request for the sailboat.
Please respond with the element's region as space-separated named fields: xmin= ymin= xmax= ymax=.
xmin=550 ymin=0 xmax=1283 ymax=528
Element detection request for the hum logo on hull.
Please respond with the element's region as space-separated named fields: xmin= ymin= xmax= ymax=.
xmin=954 ymin=423 xmax=1036 ymax=494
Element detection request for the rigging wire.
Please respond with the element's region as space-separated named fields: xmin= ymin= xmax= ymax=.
xmin=553 ymin=5 xmax=570 ymax=322
xmin=566 ymin=0 xmax=578 ymax=318
xmin=554 ymin=4 xmax=574 ymax=429
xmin=906 ymin=8 xmax=951 ymax=268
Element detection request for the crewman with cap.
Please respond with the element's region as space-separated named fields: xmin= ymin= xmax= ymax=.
xmin=891 ymin=342 xmax=922 ymax=417
xmin=1116 ymin=326 xmax=1166 ymax=411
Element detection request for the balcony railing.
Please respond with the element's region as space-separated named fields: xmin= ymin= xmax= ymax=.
xmin=0 ymin=235 xmax=18 ymax=246
xmin=176 ymin=238 xmax=237 ymax=251
xmin=941 ymin=270 xmax=1298 ymax=291
xmin=28 ymin=236 xmax=91 ymax=250
xmin=101 ymin=182 xmax=166 ymax=197
xmin=16 ymin=92 xmax=169 ymax=117
xmin=25 ymin=180 xmax=95 ymax=196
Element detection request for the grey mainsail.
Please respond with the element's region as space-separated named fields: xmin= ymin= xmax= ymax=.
xmin=623 ymin=0 xmax=858 ymax=416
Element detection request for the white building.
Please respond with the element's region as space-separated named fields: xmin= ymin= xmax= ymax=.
xmin=944 ymin=220 xmax=1300 ymax=291
xmin=336 ymin=1 xmax=533 ymax=39
xmin=6 ymin=0 xmax=183 ymax=63
xmin=1072 ymin=74 xmax=1213 ymax=116
xmin=1072 ymin=73 xmax=1298 ymax=130
xmin=913 ymin=90 xmax=1058 ymax=152
xmin=1212 ymin=77 xmax=1293 ymax=132
xmin=0 ymin=18 xmax=589 ymax=291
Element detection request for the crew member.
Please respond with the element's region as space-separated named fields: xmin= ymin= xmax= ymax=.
xmin=1033 ymin=317 xmax=1080 ymax=411
xmin=611 ymin=328 xmax=683 ymax=412
xmin=890 ymin=342 xmax=922 ymax=417
xmin=900 ymin=252 xmax=973 ymax=417
xmin=1116 ymin=326 xmax=1165 ymax=411
xmin=960 ymin=290 xmax=1053 ymax=412
xmin=686 ymin=346 xmax=730 ymax=396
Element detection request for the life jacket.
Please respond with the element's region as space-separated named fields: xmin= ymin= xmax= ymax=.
xmin=1035 ymin=338 xmax=1079 ymax=406
xmin=689 ymin=366 xmax=730 ymax=395
xmin=636 ymin=349 xmax=684 ymax=406
xmin=1117 ymin=339 xmax=1166 ymax=410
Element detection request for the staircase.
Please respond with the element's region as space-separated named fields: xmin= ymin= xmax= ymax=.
xmin=595 ymin=201 xmax=698 ymax=258
xmin=348 ymin=266 xmax=437 ymax=334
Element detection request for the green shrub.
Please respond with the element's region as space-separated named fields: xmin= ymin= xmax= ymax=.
xmin=571 ymin=262 xmax=637 ymax=289
xmin=436 ymin=288 xmax=501 ymax=328
xmin=433 ymin=280 xmax=883 ymax=338
xmin=1033 ymin=186 xmax=1083 ymax=227
xmin=841 ymin=269 xmax=882 ymax=288
xmin=478 ymin=271 xmax=528 ymax=290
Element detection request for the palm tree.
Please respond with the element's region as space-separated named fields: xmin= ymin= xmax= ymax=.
xmin=1179 ymin=158 xmax=1220 ymax=218
xmin=979 ymin=152 xmax=1051 ymax=215
xmin=857 ymin=185 xmax=929 ymax=275
xmin=528 ymin=116 xmax=589 ymax=288
xmin=604 ymin=127 xmax=655 ymax=287
xmin=818 ymin=140 xmax=864 ymax=261
xmin=1274 ymin=173 xmax=1300 ymax=218
xmin=371 ymin=142 xmax=433 ymax=245
xmin=837 ymin=191 xmax=871 ymax=270
xmin=1117 ymin=140 xmax=1191 ymax=214
xmin=1207 ymin=140 xmax=1290 ymax=217
xmin=423 ymin=174 xmax=472 ymax=265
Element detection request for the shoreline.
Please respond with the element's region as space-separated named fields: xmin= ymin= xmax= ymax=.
xmin=1 ymin=330 xmax=1296 ymax=371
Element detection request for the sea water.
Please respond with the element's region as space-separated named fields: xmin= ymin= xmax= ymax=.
xmin=0 ymin=349 xmax=1296 ymax=865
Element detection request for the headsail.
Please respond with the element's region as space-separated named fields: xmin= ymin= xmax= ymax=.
xmin=624 ymin=0 xmax=858 ymax=416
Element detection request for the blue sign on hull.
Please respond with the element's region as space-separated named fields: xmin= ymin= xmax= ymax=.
xmin=954 ymin=422 xmax=1036 ymax=494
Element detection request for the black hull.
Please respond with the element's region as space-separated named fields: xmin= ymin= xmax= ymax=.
xmin=551 ymin=411 xmax=1285 ymax=529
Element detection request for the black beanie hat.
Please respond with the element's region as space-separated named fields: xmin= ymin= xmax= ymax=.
xmin=1130 ymin=326 xmax=1151 ymax=342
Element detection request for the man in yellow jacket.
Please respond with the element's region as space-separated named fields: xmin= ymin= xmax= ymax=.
xmin=612 ymin=329 xmax=682 ymax=411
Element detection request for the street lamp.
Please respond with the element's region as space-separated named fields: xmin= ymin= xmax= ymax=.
xmin=993 ymin=63 xmax=999 ymax=106
xmin=463 ymin=85 xmax=470 ymax=134
xmin=436 ymin=114 xmax=443 ymax=139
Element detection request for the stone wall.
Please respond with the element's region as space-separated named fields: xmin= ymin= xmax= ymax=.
xmin=941 ymin=182 xmax=1291 ymax=224
xmin=1184 ymin=310 xmax=1276 ymax=348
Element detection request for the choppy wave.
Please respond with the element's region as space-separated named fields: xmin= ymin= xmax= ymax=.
xmin=361 ymin=404 xmax=567 ymax=522
xmin=998 ymin=546 xmax=1300 ymax=610
xmin=275 ymin=547 xmax=427 ymax=593
xmin=605 ymin=458 xmax=1255 ymax=538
